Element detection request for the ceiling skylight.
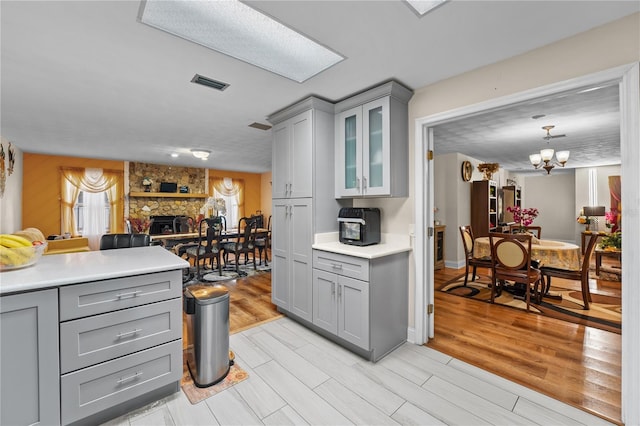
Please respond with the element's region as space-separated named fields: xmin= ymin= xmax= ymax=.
xmin=138 ymin=0 xmax=345 ymax=83
xmin=404 ymin=0 xmax=448 ymax=16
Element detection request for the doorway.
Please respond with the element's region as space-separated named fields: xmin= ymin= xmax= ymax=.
xmin=413 ymin=63 xmax=639 ymax=423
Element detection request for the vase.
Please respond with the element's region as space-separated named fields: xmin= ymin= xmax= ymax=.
xmin=585 ymin=223 xmax=591 ymax=231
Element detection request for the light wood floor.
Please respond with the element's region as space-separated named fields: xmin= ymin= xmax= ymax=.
xmin=178 ymin=256 xmax=621 ymax=425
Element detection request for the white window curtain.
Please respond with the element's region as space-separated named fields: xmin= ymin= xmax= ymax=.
xmin=61 ymin=167 xmax=123 ymax=250
xmin=210 ymin=177 xmax=244 ymax=228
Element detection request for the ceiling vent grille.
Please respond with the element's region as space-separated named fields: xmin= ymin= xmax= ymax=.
xmin=249 ymin=122 xmax=272 ymax=131
xmin=191 ymin=74 xmax=229 ymax=91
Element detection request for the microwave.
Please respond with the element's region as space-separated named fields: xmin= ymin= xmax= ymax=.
xmin=337 ymin=207 xmax=381 ymax=246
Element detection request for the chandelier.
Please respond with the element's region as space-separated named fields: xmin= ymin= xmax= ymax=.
xmin=529 ymin=149 xmax=570 ymax=174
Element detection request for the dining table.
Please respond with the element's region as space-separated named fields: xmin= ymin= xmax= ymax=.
xmin=474 ymin=236 xmax=581 ymax=271
xmin=150 ymin=228 xmax=268 ymax=246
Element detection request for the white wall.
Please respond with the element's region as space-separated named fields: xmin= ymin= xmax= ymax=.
xmin=0 ymin=137 xmax=22 ymax=234
xmin=408 ymin=13 xmax=638 ymax=330
xmin=524 ymin=171 xmax=576 ymax=242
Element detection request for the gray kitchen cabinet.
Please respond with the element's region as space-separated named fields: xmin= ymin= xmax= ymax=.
xmin=272 ymin=109 xmax=313 ymax=199
xmin=59 ymin=270 xmax=183 ymax=425
xmin=312 ymin=249 xmax=408 ymax=361
xmin=312 ymin=268 xmax=370 ymax=350
xmin=272 ymin=198 xmax=313 ymax=321
xmin=335 ymin=81 xmax=413 ymax=198
xmin=1 ymin=289 xmax=60 ymax=426
xmin=268 ymin=97 xmax=346 ymax=321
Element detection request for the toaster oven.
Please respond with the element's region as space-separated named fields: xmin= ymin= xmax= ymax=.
xmin=337 ymin=207 xmax=381 ymax=246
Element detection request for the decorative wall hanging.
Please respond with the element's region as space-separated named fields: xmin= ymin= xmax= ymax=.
xmin=0 ymin=143 xmax=6 ymax=197
xmin=477 ymin=163 xmax=499 ymax=181
xmin=461 ymin=161 xmax=473 ymax=182
xmin=7 ymin=143 xmax=15 ymax=176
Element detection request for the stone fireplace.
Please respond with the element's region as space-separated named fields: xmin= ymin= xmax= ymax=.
xmin=128 ymin=162 xmax=208 ymax=222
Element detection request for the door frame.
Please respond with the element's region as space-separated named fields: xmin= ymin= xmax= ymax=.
xmin=413 ymin=62 xmax=639 ymax=424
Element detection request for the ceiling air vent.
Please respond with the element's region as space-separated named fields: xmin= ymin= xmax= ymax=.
xmin=191 ymin=74 xmax=229 ymax=91
xmin=249 ymin=122 xmax=272 ymax=131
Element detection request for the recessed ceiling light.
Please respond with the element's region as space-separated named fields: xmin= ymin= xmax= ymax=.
xmin=139 ymin=0 xmax=344 ymax=83
xmin=191 ymin=149 xmax=211 ymax=160
xmin=171 ymin=153 xmax=179 ymax=158
xmin=404 ymin=0 xmax=448 ymax=16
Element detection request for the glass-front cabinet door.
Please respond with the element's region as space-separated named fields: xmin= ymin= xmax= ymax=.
xmin=362 ymin=97 xmax=390 ymax=196
xmin=336 ymin=107 xmax=363 ymax=197
xmin=335 ymin=97 xmax=391 ymax=197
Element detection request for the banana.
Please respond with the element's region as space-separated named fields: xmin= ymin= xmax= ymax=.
xmin=0 ymin=234 xmax=32 ymax=248
xmin=0 ymin=245 xmax=33 ymax=267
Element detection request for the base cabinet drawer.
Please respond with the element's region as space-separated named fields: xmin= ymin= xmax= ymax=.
xmin=59 ymin=270 xmax=182 ymax=321
xmin=61 ymin=340 xmax=182 ymax=425
xmin=60 ymin=299 xmax=182 ymax=373
xmin=313 ymin=250 xmax=369 ymax=281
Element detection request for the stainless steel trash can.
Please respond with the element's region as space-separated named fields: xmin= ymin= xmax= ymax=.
xmin=184 ymin=284 xmax=230 ymax=387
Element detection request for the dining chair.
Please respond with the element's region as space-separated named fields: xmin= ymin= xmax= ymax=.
xmin=509 ymin=225 xmax=542 ymax=239
xmin=540 ymin=233 xmax=600 ymax=309
xmin=489 ymin=233 xmax=542 ymax=311
xmin=255 ymin=215 xmax=271 ymax=266
xmin=459 ymin=225 xmax=492 ymax=286
xmin=172 ymin=216 xmax=194 ymax=234
xmin=222 ymin=217 xmax=258 ymax=273
xmin=99 ymin=233 xmax=151 ymax=250
xmin=185 ymin=217 xmax=224 ymax=278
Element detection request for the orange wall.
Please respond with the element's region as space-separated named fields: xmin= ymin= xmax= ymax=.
xmin=209 ymin=170 xmax=264 ymax=220
xmin=22 ymin=155 xmax=267 ymax=238
xmin=22 ymin=153 xmax=125 ymax=238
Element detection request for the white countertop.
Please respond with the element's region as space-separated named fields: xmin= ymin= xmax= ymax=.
xmin=0 ymin=246 xmax=189 ymax=295
xmin=312 ymin=232 xmax=412 ymax=259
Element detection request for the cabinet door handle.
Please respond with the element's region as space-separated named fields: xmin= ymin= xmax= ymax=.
xmin=356 ymin=177 xmax=361 ymax=193
xmin=338 ymin=285 xmax=342 ymax=300
xmin=331 ymin=263 xmax=343 ymax=270
xmin=332 ymin=282 xmax=335 ymax=296
xmin=116 ymin=371 xmax=143 ymax=385
xmin=116 ymin=328 xmax=142 ymax=339
xmin=116 ymin=290 xmax=142 ymax=299
xmin=362 ymin=176 xmax=367 ymax=191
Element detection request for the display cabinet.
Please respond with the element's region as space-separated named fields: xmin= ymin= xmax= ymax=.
xmin=470 ymin=180 xmax=498 ymax=237
xmin=502 ymin=185 xmax=522 ymax=223
xmin=434 ymin=225 xmax=446 ymax=270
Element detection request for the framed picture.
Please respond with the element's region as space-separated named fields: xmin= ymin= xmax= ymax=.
xmin=461 ymin=160 xmax=473 ymax=182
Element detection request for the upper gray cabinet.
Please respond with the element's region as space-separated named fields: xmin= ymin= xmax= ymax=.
xmin=335 ymin=81 xmax=413 ymax=198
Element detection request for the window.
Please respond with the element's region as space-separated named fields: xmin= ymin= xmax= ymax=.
xmin=211 ymin=177 xmax=245 ymax=228
xmin=73 ymin=191 xmax=110 ymax=235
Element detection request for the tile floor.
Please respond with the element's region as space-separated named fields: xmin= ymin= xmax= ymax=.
xmin=103 ymin=317 xmax=613 ymax=425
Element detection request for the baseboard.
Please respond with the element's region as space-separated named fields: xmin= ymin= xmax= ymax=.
xmin=406 ymin=326 xmax=416 ymax=344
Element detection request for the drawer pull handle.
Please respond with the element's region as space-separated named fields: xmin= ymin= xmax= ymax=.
xmin=117 ymin=371 xmax=143 ymax=384
xmin=116 ymin=290 xmax=142 ymax=299
xmin=331 ymin=263 xmax=343 ymax=270
xmin=116 ymin=328 xmax=142 ymax=339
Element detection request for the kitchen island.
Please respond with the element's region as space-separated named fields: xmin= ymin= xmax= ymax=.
xmin=0 ymin=246 xmax=188 ymax=426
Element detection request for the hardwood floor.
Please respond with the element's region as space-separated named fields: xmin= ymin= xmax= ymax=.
xmin=431 ymin=264 xmax=622 ymax=425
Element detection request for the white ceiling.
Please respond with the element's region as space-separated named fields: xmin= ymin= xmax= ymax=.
xmin=1 ymin=1 xmax=637 ymax=173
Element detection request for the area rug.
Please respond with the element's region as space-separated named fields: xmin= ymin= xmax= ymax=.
xmin=181 ymin=356 xmax=249 ymax=404
xmin=440 ymin=273 xmax=621 ymax=334
xmin=185 ymin=264 xmax=270 ymax=284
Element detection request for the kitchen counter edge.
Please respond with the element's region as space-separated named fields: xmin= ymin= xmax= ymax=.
xmin=312 ymin=233 xmax=412 ymax=259
xmin=0 ymin=246 xmax=189 ymax=295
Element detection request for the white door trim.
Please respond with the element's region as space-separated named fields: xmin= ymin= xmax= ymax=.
xmin=413 ymin=62 xmax=639 ymax=424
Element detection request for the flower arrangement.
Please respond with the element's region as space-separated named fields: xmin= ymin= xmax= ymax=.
xmin=128 ymin=217 xmax=151 ymax=234
xmin=506 ymin=206 xmax=539 ymax=232
xmin=605 ymin=209 xmax=620 ymax=232
xmin=600 ymin=231 xmax=621 ymax=250
xmin=142 ymin=176 xmax=152 ymax=192
xmin=576 ymin=215 xmax=591 ymax=225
